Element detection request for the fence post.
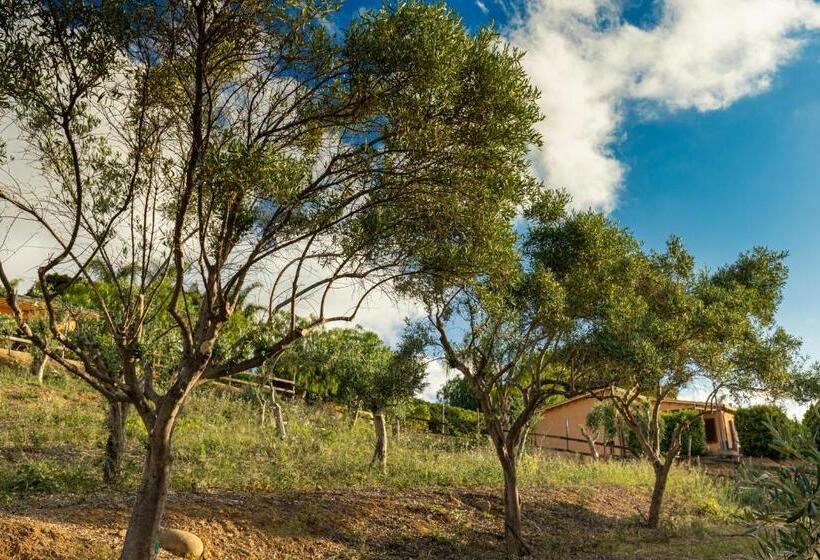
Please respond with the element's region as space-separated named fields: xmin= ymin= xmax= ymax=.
xmin=565 ymin=419 xmax=570 ymax=451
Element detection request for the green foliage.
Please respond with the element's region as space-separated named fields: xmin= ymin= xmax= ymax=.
xmin=585 ymin=402 xmax=623 ymax=444
xmin=438 ymin=376 xmax=480 ymax=411
xmin=404 ymin=398 xmax=480 ymax=437
xmin=736 ymin=405 xmax=794 ymax=459
xmin=661 ymin=410 xmax=707 ymax=456
xmin=739 ymin=426 xmax=820 ymax=559
xmin=0 ymin=313 xmax=17 ymax=336
xmin=269 ymin=327 xmax=425 ymax=414
xmin=803 ymin=401 xmax=820 ymax=449
xmin=429 ymin=402 xmax=481 ymax=437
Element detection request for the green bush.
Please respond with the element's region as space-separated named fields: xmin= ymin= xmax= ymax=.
xmin=740 ymin=429 xmax=820 ymax=559
xmin=420 ymin=399 xmax=480 ymax=437
xmin=661 ymin=410 xmax=707 ymax=456
xmin=736 ymin=405 xmax=793 ymax=459
xmin=802 ymin=401 xmax=820 ymax=448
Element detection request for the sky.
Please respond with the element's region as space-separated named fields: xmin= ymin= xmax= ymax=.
xmin=340 ymin=0 xmax=820 ymax=409
xmin=4 ymin=0 xmax=820 ymax=414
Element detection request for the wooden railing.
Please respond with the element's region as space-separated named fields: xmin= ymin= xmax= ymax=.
xmin=215 ymin=374 xmax=296 ymax=396
xmin=527 ymin=431 xmax=632 ymax=457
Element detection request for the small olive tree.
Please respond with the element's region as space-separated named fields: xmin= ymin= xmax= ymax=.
xmin=410 ymin=192 xmax=643 ymax=556
xmin=590 ymin=241 xmax=803 ymax=529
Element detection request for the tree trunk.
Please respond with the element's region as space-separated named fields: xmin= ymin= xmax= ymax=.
xmin=271 ymin=399 xmax=286 ymax=439
xmin=350 ymin=408 xmax=359 ymax=429
xmin=580 ymin=427 xmax=599 ymax=461
xmin=391 ymin=417 xmax=400 ymax=440
xmin=516 ymin=423 xmax=532 ymax=460
xmin=103 ymin=401 xmax=129 ymax=485
xmin=500 ymin=454 xmax=530 ymax=556
xmin=370 ymin=410 xmax=387 ymax=471
xmin=31 ymin=349 xmax=48 ymax=384
xmin=647 ymin=462 xmax=672 ymax=529
xmin=120 ymin=418 xmax=174 ymax=560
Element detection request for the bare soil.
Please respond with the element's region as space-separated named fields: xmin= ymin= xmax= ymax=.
xmin=0 ymin=485 xmax=747 ymax=560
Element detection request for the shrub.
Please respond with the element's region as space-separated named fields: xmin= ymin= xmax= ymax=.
xmin=660 ymin=410 xmax=707 ymax=456
xmin=425 ymin=400 xmax=480 ymax=437
xmin=802 ymin=401 xmax=820 ymax=448
xmin=437 ymin=376 xmax=480 ymax=411
xmin=740 ymin=428 xmax=820 ymax=559
xmin=735 ymin=405 xmax=793 ymax=459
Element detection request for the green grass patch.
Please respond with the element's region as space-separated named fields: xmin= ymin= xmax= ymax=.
xmin=0 ymin=365 xmax=736 ymax=525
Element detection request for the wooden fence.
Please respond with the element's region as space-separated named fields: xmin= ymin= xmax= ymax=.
xmin=526 ymin=431 xmax=632 ymax=458
xmin=215 ymin=374 xmax=296 ymax=397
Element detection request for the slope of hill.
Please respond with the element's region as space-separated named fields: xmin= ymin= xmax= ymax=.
xmin=0 ymin=367 xmax=750 ymax=559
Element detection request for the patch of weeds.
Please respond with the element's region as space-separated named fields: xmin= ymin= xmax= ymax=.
xmin=0 ymin=460 xmax=100 ymax=497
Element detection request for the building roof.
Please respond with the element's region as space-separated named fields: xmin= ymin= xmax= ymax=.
xmin=540 ymin=389 xmax=736 ymax=415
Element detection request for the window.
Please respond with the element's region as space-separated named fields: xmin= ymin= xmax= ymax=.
xmin=704 ymin=418 xmax=718 ymax=444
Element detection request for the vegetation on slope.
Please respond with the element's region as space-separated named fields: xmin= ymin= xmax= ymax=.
xmin=0 ymin=365 xmax=756 ymax=559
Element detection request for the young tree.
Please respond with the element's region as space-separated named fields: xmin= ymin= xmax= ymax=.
xmin=590 ymin=241 xmax=803 ymax=529
xmin=582 ymin=402 xmax=627 ymax=460
xmin=410 ymin=192 xmax=643 ymax=556
xmin=354 ymin=332 xmax=427 ymax=471
xmin=0 ymin=2 xmax=541 ymax=557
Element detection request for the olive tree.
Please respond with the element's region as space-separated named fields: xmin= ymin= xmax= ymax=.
xmin=409 ymin=192 xmax=642 ymax=556
xmin=0 ymin=1 xmax=541 ymax=557
xmin=351 ymin=330 xmax=427 ymax=471
xmin=590 ymin=241 xmax=803 ymax=529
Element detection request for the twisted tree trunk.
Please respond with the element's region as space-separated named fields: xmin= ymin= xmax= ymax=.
xmin=647 ymin=461 xmax=673 ymax=529
xmin=271 ymin=399 xmax=286 ymax=439
xmin=31 ymin=348 xmax=48 ymax=384
xmin=120 ymin=412 xmax=176 ymax=560
xmin=499 ymin=450 xmax=529 ymax=556
xmin=579 ymin=426 xmax=599 ymax=461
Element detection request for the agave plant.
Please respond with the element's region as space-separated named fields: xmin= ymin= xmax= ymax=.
xmin=742 ymin=421 xmax=820 ymax=559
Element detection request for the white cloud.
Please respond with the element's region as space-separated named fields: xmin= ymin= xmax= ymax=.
xmin=420 ymin=359 xmax=450 ymax=402
xmin=508 ymin=0 xmax=820 ymax=211
xmin=476 ymin=0 xmax=490 ymax=14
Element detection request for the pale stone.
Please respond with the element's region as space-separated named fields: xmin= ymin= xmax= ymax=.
xmin=158 ymin=528 xmax=206 ymax=559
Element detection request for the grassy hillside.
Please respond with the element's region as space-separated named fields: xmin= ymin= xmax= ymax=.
xmin=0 ymin=366 xmax=752 ymax=559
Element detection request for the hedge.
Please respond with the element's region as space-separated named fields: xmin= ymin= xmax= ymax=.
xmin=660 ymin=410 xmax=707 ymax=456
xmin=408 ymin=398 xmax=481 ymax=437
xmin=735 ymin=405 xmax=792 ymax=459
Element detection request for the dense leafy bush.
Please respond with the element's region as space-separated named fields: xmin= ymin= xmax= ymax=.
xmin=740 ymin=428 xmax=820 ymax=559
xmin=400 ymin=398 xmax=432 ymax=431
xmin=802 ymin=401 xmax=820 ymax=448
xmin=660 ymin=410 xmax=707 ymax=456
xmin=736 ymin=405 xmax=794 ymax=459
xmin=407 ymin=398 xmax=480 ymax=437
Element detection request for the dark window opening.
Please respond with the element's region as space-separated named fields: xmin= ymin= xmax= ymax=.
xmin=704 ymin=418 xmax=718 ymax=444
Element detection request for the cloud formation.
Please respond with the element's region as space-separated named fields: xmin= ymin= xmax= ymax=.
xmin=508 ymin=0 xmax=820 ymax=211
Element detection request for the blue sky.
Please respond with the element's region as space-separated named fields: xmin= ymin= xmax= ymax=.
xmin=338 ymin=0 xmax=820 ymax=408
xmin=614 ymin=41 xmax=820 ymax=362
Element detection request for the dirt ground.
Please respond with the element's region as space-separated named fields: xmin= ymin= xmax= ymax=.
xmin=0 ymin=485 xmax=748 ymax=560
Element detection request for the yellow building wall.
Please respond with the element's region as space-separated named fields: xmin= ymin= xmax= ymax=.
xmin=535 ymin=397 xmax=740 ymax=456
xmin=534 ymin=397 xmax=622 ymax=455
